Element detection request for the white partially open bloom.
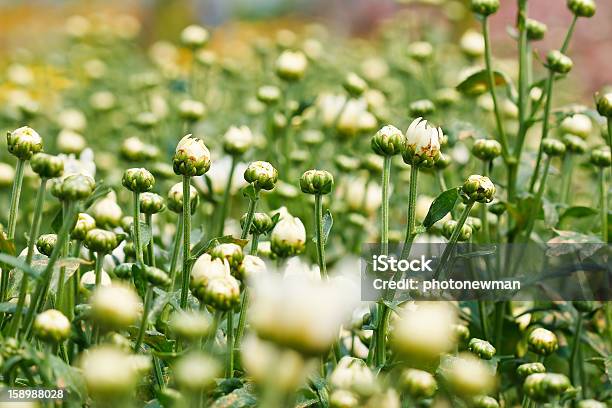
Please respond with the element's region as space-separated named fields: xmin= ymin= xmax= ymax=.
xmin=242 ymin=254 xmax=267 ymax=283
xmin=403 ymin=117 xmax=442 ymax=167
xmin=58 ymin=148 xmax=96 ymax=178
xmin=560 ymin=113 xmax=592 ymax=139
xmin=270 ymin=209 xmax=306 ymax=257
xmin=275 ymin=50 xmax=308 ymax=81
xmin=57 ymin=129 xmax=87 ymax=155
xmin=180 ymin=24 xmax=209 ymax=48
xmin=57 ymin=108 xmax=87 ymax=132
xmin=460 ymin=29 xmax=485 ymax=58
xmin=330 ymin=356 xmax=376 ymax=394
xmin=191 ymin=253 xmax=231 ymax=288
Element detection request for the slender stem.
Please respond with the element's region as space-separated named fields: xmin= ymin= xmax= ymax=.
xmin=600 ymin=168 xmax=608 ymax=243
xmin=226 ymin=310 xmax=234 ymax=378
xmin=169 ymin=217 xmax=183 ymax=291
xmin=433 ymin=202 xmax=474 ymax=279
xmin=437 ymin=171 xmax=447 ymax=192
xmin=528 ymin=70 xmax=555 ymax=192
xmin=381 ymin=156 xmax=391 ymax=256
xmin=607 ymin=118 xmax=612 ymax=151
xmin=559 ymin=154 xmax=574 ymax=206
xmin=217 ymin=156 xmax=237 ymax=237
xmin=134 ymin=285 xmax=153 ymax=352
xmin=514 ymin=0 xmax=529 ymax=162
xmin=9 ymin=178 xmax=48 ymax=336
xmin=94 ymin=252 xmax=103 ymax=287
xmin=401 ymin=165 xmax=419 ymax=259
xmin=524 ymin=157 xmax=552 ymax=240
xmin=481 ymin=162 xmax=491 ymax=243
xmin=478 ymin=300 xmax=490 ymax=341
xmin=56 ymin=201 xmax=70 ymax=311
xmin=493 ymin=302 xmax=504 ymax=350
xmin=314 ymin=194 xmax=327 ymax=279
xmin=569 ymin=313 xmax=583 ymax=386
xmin=180 ymin=176 xmax=192 ymax=310
xmin=145 ymin=213 xmax=155 ymax=267
xmin=240 ymin=195 xmax=259 ymax=241
xmin=560 ymin=15 xmax=578 ymax=53
xmin=133 ymin=192 xmax=144 ymax=265
xmin=7 ymin=159 xmax=26 ymax=240
xmin=234 ymin=233 xmax=260 ymax=355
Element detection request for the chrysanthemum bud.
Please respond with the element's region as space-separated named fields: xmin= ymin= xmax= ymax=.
xmin=330 ymin=390 xmax=359 ymax=408
xmin=121 ymin=137 xmax=149 ymax=162
xmin=275 ymin=50 xmax=308 ymax=81
xmin=144 ymin=266 xmax=171 ymax=287
xmin=70 ymin=213 xmax=95 ymax=241
xmin=122 ymin=168 xmax=155 ymax=193
xmin=36 ymin=234 xmax=57 ymax=256
xmin=472 ymin=139 xmax=502 ymax=161
xmin=361 ymin=154 xmax=384 ymax=174
xmin=239 ymin=255 xmax=267 ymax=282
xmin=178 ymin=99 xmax=206 ymax=122
xmin=562 ymin=134 xmax=587 ymax=154
xmin=180 ymin=24 xmax=209 ymax=48
xmin=52 ymin=174 xmax=95 ymax=201
xmin=402 ymin=117 xmax=442 ymax=167
xmin=524 ymin=373 xmax=570 ymax=403
xmin=470 ymin=0 xmax=500 ymax=16
xmin=435 ymin=152 xmax=452 ymax=169
xmin=173 ymin=352 xmax=220 ymax=392
xmin=134 ymin=111 xmax=158 ymax=130
xmin=173 ymin=135 xmax=211 ymax=177
xmin=210 ymin=243 xmax=244 ymax=272
xmin=113 ymin=263 xmax=134 ymax=280
xmin=33 ymin=309 xmax=71 ymax=343
xmin=257 ymin=85 xmax=281 ymax=104
xmin=167 ymin=181 xmax=199 ymax=213
xmin=542 ymin=139 xmax=566 ymax=157
xmin=443 ymin=220 xmax=473 ymax=241
xmin=567 ymin=0 xmax=596 ymax=18
xmin=57 ymin=129 xmax=86 ymax=155
xmin=300 ymin=169 xmax=334 ymax=195
xmin=407 ymin=41 xmax=433 ymax=62
xmin=242 ymin=212 xmax=273 ymax=235
xmin=546 ymin=50 xmax=573 ymax=74
xmin=445 ymin=353 xmax=496 ymax=398
xmin=460 ymin=30 xmax=485 ymax=58
xmin=409 ymin=99 xmax=435 ymax=117
xmin=80 ymin=269 xmax=111 ymax=293
xmin=123 ymin=241 xmax=136 ymax=258
xmin=595 ymin=92 xmax=612 ymax=117
xmin=460 ymin=175 xmax=495 ymax=203
xmin=343 ymin=72 xmax=367 ymax=98
xmin=528 ymin=327 xmax=558 ymax=356
xmin=139 ymin=192 xmax=165 ymax=214
xmin=577 ymin=400 xmax=607 ymax=408
xmin=7 ymin=126 xmax=43 ymax=160
xmin=91 ymin=195 xmax=123 ymax=228
xmin=202 ymin=275 xmax=241 ymax=310
xmin=90 ymin=284 xmax=141 ymax=330
xmin=399 ymin=369 xmax=437 ymax=399
xmin=526 ymin=19 xmax=547 ymax=41
xmin=453 ymin=324 xmax=470 ymax=342
xmin=31 ymin=153 xmax=64 ymax=179
xmin=330 ymin=356 xmax=376 ymax=396
xmin=590 ymin=147 xmax=611 ymax=167
xmin=223 ymin=125 xmax=253 ymax=156
xmin=517 ymin=362 xmax=546 ymax=379
xmin=84 ymin=229 xmax=121 ymax=254
xmin=371 ymin=125 xmax=405 ymax=157
xmin=169 ymin=310 xmax=211 ymax=341
xmin=472 ymin=396 xmax=500 ymax=408
xmin=191 ymin=254 xmax=231 ymax=293
xmin=561 ymin=113 xmax=592 ymax=139
xmin=468 ymin=338 xmax=496 ymax=360
xmin=79 ymin=346 xmax=140 ymax=398
xmin=271 ymin=213 xmax=306 ymax=257
xmin=244 ymin=161 xmax=278 ymax=191
xmin=467 ymin=216 xmax=482 ymax=232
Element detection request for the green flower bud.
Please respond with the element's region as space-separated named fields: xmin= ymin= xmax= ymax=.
xmin=178 ymin=99 xmax=206 ymax=121
xmin=468 ymin=338 xmax=496 ymax=360
xmin=343 ymin=72 xmax=367 ymax=97
xmin=590 ymin=146 xmax=611 ymax=167
xmin=52 ymin=174 xmax=95 ymax=201
xmin=435 ymin=88 xmax=461 ymax=108
xmin=122 ymin=167 xmax=155 ymax=193
xmin=120 ymin=137 xmax=152 ymax=162
xmin=169 ymin=310 xmax=211 ymax=341
xmin=470 ymin=0 xmax=500 ymax=16
xmin=275 ymin=50 xmax=308 ymax=81
xmin=561 ymin=114 xmax=592 ymax=139
xmin=595 ymin=92 xmax=612 ymax=118
xmin=546 ymin=50 xmax=573 ymax=74
xmin=472 ymin=396 xmax=500 ymax=408
xmin=409 ymin=99 xmax=435 ymax=117
xmin=72 ymin=213 xmax=96 ymax=241
xmin=467 ymin=216 xmax=482 ymax=232
xmin=517 ymin=362 xmax=546 ymax=379
xmin=173 ymin=135 xmax=212 ymax=177
xmin=402 ymin=118 xmax=442 ymax=167
xmin=114 ymin=263 xmax=134 ymax=280
xmin=453 ymin=324 xmax=470 ymax=342
xmin=123 ymin=241 xmax=136 ymax=258
xmin=443 ymin=220 xmax=472 ymax=241
xmin=134 ymin=111 xmax=158 ymax=130
xmin=526 ymin=19 xmax=547 ymax=41
xmin=210 ymin=243 xmax=244 ymax=272
xmin=7 ymin=126 xmax=43 ymax=160
xmin=84 ymin=229 xmax=121 ymax=254
xmin=244 ymin=161 xmax=278 ymax=191
xmin=488 ymin=201 xmax=506 ymax=216
xmin=577 ymin=400 xmax=607 ymax=408
xmin=460 ymin=175 xmax=496 ymax=203
xmin=181 ymin=24 xmax=209 ymax=48
xmin=241 ymin=212 xmax=274 ymax=235
xmin=300 ymin=169 xmax=334 ymax=195
xmin=524 ymin=373 xmax=570 ymax=403
xmin=139 ymin=192 xmax=165 ymax=214
xmin=36 ymin=234 xmax=58 ymax=256
xmin=202 ymin=275 xmax=241 ymax=310
xmin=167 ymin=182 xmax=199 ymax=213
xmin=473 ymin=139 xmax=502 ymax=161
xmin=562 ymin=134 xmax=587 ymax=154
xmin=90 ymin=284 xmax=141 ymax=329
xmin=173 ymin=352 xmax=220 ymax=393
xmin=256 ymin=85 xmax=281 ymax=104
xmin=399 ymin=369 xmax=437 ymax=399
xmin=407 ymin=41 xmax=433 ymax=62
xmin=567 ymin=0 xmax=596 ymax=18
xmin=33 ymin=309 xmax=71 ymax=343
xmin=371 ymin=125 xmax=405 ymax=157
xmin=223 ymin=125 xmax=253 ymax=156
xmin=572 ymin=300 xmax=595 ymax=313
xmin=445 ymin=353 xmax=496 ymax=398
xmin=144 ymin=266 xmax=171 ymax=287
xmin=528 ymin=327 xmax=558 ymax=356
xmin=542 ymin=138 xmax=566 ymax=157
xmin=30 ymin=153 xmax=64 ymax=179
xmin=435 ymin=153 xmax=452 ymax=169
xmin=330 ymin=390 xmax=359 ymax=408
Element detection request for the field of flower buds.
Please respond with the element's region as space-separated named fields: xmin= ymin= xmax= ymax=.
xmin=0 ymin=0 xmax=611 ymax=407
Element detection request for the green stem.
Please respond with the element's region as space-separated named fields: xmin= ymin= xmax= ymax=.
xmin=56 ymin=202 xmax=70 ymax=312
xmin=233 ymin=234 xmax=260 ymax=356
xmin=513 ymin=0 xmax=529 ymax=177
xmin=401 ymin=165 xmax=419 ymax=259
xmin=600 ymin=168 xmax=608 ymax=243
xmin=381 ymin=156 xmax=391 ymax=256
xmin=524 ymin=157 xmax=552 ymax=240
xmin=145 ymin=213 xmax=155 ymax=267
xmin=559 ymin=154 xmax=574 ymax=206
xmin=180 ymin=176 xmax=192 ymax=310
xmin=226 ymin=310 xmax=234 ymax=378
xmin=133 ymin=192 xmax=144 ymax=265
xmin=7 ymin=159 xmax=25 ymax=240
xmin=217 ymin=156 xmax=237 ymax=237
xmin=528 ymin=70 xmax=555 ymax=192
xmin=134 ymin=285 xmax=153 ymax=352
xmin=560 ymin=15 xmax=578 ymax=53
xmin=314 ymin=194 xmax=327 ymax=279
xmin=607 ymin=118 xmax=612 ymax=151
xmin=481 ymin=162 xmax=491 ymax=243
xmin=493 ymin=302 xmax=505 ymax=351
xmin=569 ymin=313 xmax=583 ymax=386
xmin=433 ymin=202 xmax=474 ymax=279
xmin=9 ymin=178 xmax=48 ymax=336
xmin=169 ymin=217 xmax=183 ymax=291
xmin=240 ymin=194 xmax=259 ymax=241
xmin=94 ymin=252 xmax=103 ymax=287
xmin=478 ymin=300 xmax=490 ymax=341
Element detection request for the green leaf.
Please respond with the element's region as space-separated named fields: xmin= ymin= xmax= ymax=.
xmin=560 ymin=206 xmax=598 ymax=221
xmin=241 ymin=184 xmax=258 ymax=201
xmin=542 ymin=198 xmax=559 ymax=227
xmin=46 ymin=354 xmax=86 ymax=402
xmin=0 ymin=253 xmax=40 ymax=279
xmin=322 ymin=210 xmax=333 ymax=245
xmin=0 ymin=302 xmax=17 ymax=313
xmin=210 ymin=387 xmax=257 ymax=408
xmin=423 ymin=188 xmax=459 ymax=229
xmin=456 ymin=69 xmax=510 ymax=96
xmin=83 ymin=182 xmax=111 ymax=210
xmin=191 ymin=235 xmax=249 ymax=260
xmin=131 ymin=221 xmax=152 ymax=248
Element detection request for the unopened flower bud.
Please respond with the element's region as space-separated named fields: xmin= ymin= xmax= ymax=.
xmin=72 ymin=213 xmax=96 ymax=241
xmin=343 ymin=72 xmax=367 ymax=97
xmin=7 ymin=126 xmax=43 ymax=160
xmin=399 ymin=369 xmax=437 ymax=399
xmin=460 ymin=30 xmax=485 ymax=58
xmin=180 ymin=24 xmax=209 ymax=48
xmin=300 ymin=169 xmax=334 ymax=195
xmin=36 ymin=234 xmax=57 ymax=256
xmin=561 ymin=113 xmax=592 ymax=139
xmin=91 ymin=195 xmax=123 ymax=228
xmin=169 ymin=310 xmax=211 ymax=341
xmin=90 ymin=284 xmax=141 ymax=329
xmin=445 ymin=353 xmax=496 ymax=397
xmin=403 ymin=117 xmax=442 ymax=167
xmin=34 ymin=309 xmax=71 ymax=343
xmin=139 ymin=192 xmax=165 ymax=214
xmin=407 ymin=41 xmax=433 ymax=62
xmin=330 ymin=390 xmax=359 ymax=408
xmin=84 ymin=229 xmax=121 ymax=254
xmin=472 ymin=396 xmax=500 ymax=408
xmin=113 ymin=263 xmax=134 ymax=280
xmin=595 ymin=92 xmax=612 ymax=117
xmin=275 ymin=50 xmax=308 ymax=81
xmin=528 ymin=327 xmax=558 ymax=356
xmin=134 ymin=112 xmax=158 ymax=129
xmin=191 ymin=254 xmax=231 ymax=296
xmin=473 ymin=139 xmax=502 ymax=161
xmin=547 ymin=50 xmax=573 ymax=74
xmin=443 ymin=220 xmax=472 ymax=241
xmin=542 ymin=139 xmax=566 ymax=157
xmin=202 ymin=275 xmax=241 ymax=310
xmin=242 ymin=212 xmax=274 ymax=235
xmin=57 ymin=129 xmax=86 ymax=155
xmin=526 ymin=19 xmax=547 ymax=41
xmin=577 ymin=400 xmax=607 ymax=408
xmin=122 ymin=168 xmax=155 ymax=193
xmin=371 ymin=125 xmax=405 ymax=157
xmin=178 ymin=99 xmax=206 ymax=121
xmin=460 ymin=175 xmax=495 ymax=203
xmin=223 ymin=125 xmax=253 ymax=156
xmin=239 ymin=255 xmax=267 ymax=282
xmin=167 ymin=182 xmax=199 ymax=213
xmin=567 ymin=0 xmax=596 ymax=18
xmin=244 ymin=161 xmax=278 ymax=191
xmin=562 ymin=134 xmax=587 ymax=154
xmin=174 ymin=352 xmax=220 ymax=392
xmin=0 ymin=163 xmax=15 ymax=188
xmin=52 ymin=174 xmax=95 ymax=201
xmin=362 ymin=154 xmax=384 ymax=174
xmin=524 ymin=373 xmax=570 ymax=402
xmin=517 ymin=362 xmax=546 ymax=379
xmin=120 ymin=137 xmax=148 ymax=161
xmin=590 ymin=147 xmax=611 ymax=167
xmin=470 ymin=0 xmax=500 ymax=16
xmin=173 ymin=135 xmax=211 ymax=177
xmin=31 ymin=153 xmax=64 ymax=179
xmin=123 ymin=241 xmax=136 ymax=258
xmin=467 ymin=217 xmax=482 ymax=232
xmin=271 ymin=213 xmax=306 ymax=257
xmin=435 ymin=153 xmax=452 ymax=169
xmin=210 ymin=243 xmax=244 ymax=272
xmin=144 ymin=266 xmax=171 ymax=287
xmin=409 ymin=99 xmax=435 ymax=117
xmin=80 ymin=346 xmax=140 ymax=398
xmin=468 ymin=338 xmax=496 ymax=360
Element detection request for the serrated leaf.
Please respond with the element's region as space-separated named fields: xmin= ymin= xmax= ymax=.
xmin=210 ymin=387 xmax=257 ymax=408
xmin=456 ymin=69 xmax=509 ymax=96
xmin=0 ymin=253 xmax=40 ymax=279
xmin=322 ymin=210 xmax=333 ymax=245
xmin=131 ymin=221 xmax=152 ymax=248
xmin=423 ymin=188 xmax=459 ymax=229
xmin=542 ymin=198 xmax=559 ymax=227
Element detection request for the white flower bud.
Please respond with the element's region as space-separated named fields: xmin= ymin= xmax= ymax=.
xmin=180 ymin=24 xmax=209 ymax=48
xmin=80 ymin=269 xmax=111 ymax=294
xmin=174 ymin=352 xmax=220 ymax=392
xmin=33 ymin=309 xmax=71 ymax=343
xmin=330 ymin=356 xmax=376 ymax=395
xmin=173 ymin=134 xmax=211 ymax=176
xmin=57 ymin=108 xmax=87 ymax=132
xmin=403 ymin=117 xmax=442 ymax=167
xmin=90 ymin=91 xmax=116 ymax=112
xmin=178 ymin=99 xmax=206 ymax=121
xmin=0 ymin=162 xmax=16 ymax=188
xmin=460 ymin=29 xmax=485 ymax=58
xmin=79 ymin=346 xmax=139 ymax=398
xmin=271 ymin=212 xmax=306 ymax=257
xmin=57 ymin=129 xmax=87 ymax=155
xmin=444 ymin=353 xmax=496 ymax=397
xmin=90 ymin=193 xmax=123 ymax=228
xmin=275 ymin=50 xmax=308 ymax=81
xmin=90 ymin=284 xmax=142 ymax=330
xmin=223 ymin=125 xmax=253 ymax=155
xmin=560 ymin=113 xmax=592 ymax=139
